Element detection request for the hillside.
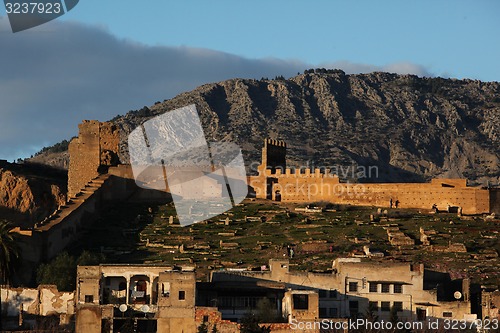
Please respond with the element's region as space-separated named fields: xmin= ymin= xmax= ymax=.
xmin=0 ymin=161 xmax=67 ymax=227
xmin=33 ymin=70 xmax=500 ymax=185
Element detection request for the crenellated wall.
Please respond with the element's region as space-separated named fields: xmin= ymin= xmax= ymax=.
xmin=249 ymin=139 xmax=493 ymax=215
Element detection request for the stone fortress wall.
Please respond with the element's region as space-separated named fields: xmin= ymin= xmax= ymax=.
xmin=249 ymin=139 xmax=495 ymax=215
xmin=68 ymin=120 xmax=120 ymax=198
xmin=14 ymin=121 xmax=165 ymax=284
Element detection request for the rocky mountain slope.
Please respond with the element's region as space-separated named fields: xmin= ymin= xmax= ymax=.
xmin=33 ymin=70 xmax=500 ymax=185
xmin=0 ymin=161 xmax=66 ymax=227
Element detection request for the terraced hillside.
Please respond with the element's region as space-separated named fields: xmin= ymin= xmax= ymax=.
xmin=73 ymin=199 xmax=500 ymax=286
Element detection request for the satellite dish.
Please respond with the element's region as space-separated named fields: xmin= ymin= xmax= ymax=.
xmin=454 ymin=291 xmax=462 ymax=300
xmin=141 ymin=305 xmax=150 ymax=313
xmin=119 ymin=304 xmax=128 ymax=312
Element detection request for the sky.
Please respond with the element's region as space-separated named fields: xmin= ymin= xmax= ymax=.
xmin=0 ymin=0 xmax=499 ymax=161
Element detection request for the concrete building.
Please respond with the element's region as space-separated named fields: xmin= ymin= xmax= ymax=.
xmin=2 ymin=258 xmax=479 ymax=332
xmin=210 ymin=258 xmax=476 ymax=324
xmin=76 ymin=264 xmax=197 ymax=333
xmin=74 ymin=264 xmax=319 ymax=333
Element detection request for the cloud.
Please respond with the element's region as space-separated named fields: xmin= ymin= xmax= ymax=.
xmin=0 ymin=17 xmax=432 ymax=161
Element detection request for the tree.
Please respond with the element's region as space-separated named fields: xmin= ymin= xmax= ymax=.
xmin=36 ymin=251 xmax=105 ymax=291
xmin=77 ymin=250 xmax=105 ymax=266
xmin=0 ymin=220 xmax=19 ymax=284
xmin=389 ymin=305 xmax=399 ymax=324
xmin=255 ymin=298 xmax=279 ymax=323
xmin=365 ymin=302 xmax=378 ymax=322
xmin=240 ymin=313 xmax=271 ymax=333
xmin=37 ymin=252 xmax=76 ymax=291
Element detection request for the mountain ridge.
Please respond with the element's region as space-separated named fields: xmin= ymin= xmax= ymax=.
xmin=31 ymin=70 xmax=500 ymax=185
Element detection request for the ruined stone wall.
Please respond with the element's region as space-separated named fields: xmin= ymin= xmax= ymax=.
xmin=68 ymin=121 xmax=100 ymax=197
xmin=259 ymin=139 xmax=286 ymax=174
xmin=195 ymin=307 xmax=239 ymax=333
xmin=250 ymin=139 xmax=492 ymax=214
xmin=75 ymin=306 xmax=101 ymax=333
xmin=0 ymin=285 xmax=74 ymax=317
xmin=482 ymin=290 xmax=500 ymax=320
xmin=68 ymin=121 xmax=119 ymax=198
xmin=332 ymin=182 xmax=490 ymax=214
xmin=249 ymin=168 xmax=491 ymax=214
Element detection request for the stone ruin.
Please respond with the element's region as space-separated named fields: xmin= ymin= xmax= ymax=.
xmin=68 ymin=120 xmax=119 ymax=197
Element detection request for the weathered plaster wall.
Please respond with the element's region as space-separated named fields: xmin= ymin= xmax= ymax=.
xmin=0 ymin=285 xmax=74 ymax=317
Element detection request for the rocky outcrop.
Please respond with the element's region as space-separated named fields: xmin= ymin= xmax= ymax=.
xmin=0 ymin=162 xmax=66 ymax=226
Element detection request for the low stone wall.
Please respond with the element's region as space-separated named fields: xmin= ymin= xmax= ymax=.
xmin=1 ymin=285 xmax=74 ymax=317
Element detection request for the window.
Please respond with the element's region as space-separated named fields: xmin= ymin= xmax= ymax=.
xmin=443 ymin=312 xmax=452 ymax=318
xmin=369 ymin=301 xmax=378 ymax=312
xmin=394 ymin=284 xmax=403 ymax=293
xmin=381 ymin=301 xmax=391 ymax=312
xmin=319 ymin=307 xmax=327 ymax=318
xmin=417 ymin=308 xmax=426 ymax=321
xmin=161 ymin=282 xmax=171 ymax=297
xmin=329 ymin=308 xmax=338 ymax=318
xmin=393 ymin=301 xmax=403 ymax=312
xmin=293 ymin=294 xmax=309 ymax=310
xmin=203 ymin=315 xmax=209 ymax=323
xmin=381 ymin=283 xmax=390 ymax=293
xmin=349 ymin=282 xmax=358 ymax=292
xmin=319 ymin=290 xmax=328 ymax=298
xmin=369 ymin=282 xmax=378 ymax=293
xmin=84 ymin=295 xmax=94 ymax=303
xmin=329 ymin=290 xmax=338 ymax=299
xmin=178 ymin=290 xmax=186 ymax=300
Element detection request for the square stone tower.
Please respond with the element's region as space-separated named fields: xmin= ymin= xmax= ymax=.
xmin=68 ymin=120 xmax=119 ymax=197
xmin=258 ymin=138 xmax=287 ymax=174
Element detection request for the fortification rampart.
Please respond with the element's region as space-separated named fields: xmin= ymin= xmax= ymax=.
xmin=68 ymin=120 xmax=119 ymax=198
